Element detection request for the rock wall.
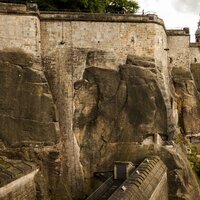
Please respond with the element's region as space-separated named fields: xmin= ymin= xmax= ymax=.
xmin=0 ymin=49 xmax=72 ymax=199
xmin=0 ymin=50 xmax=58 ymax=146
xmin=171 ymin=64 xmax=200 ymax=136
xmin=0 ymin=3 xmax=200 ymax=200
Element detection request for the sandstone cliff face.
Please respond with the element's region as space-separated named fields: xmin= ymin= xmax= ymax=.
xmin=0 ymin=49 xmax=71 ymax=200
xmin=74 ymin=59 xmax=168 ymax=179
xmin=73 ymin=53 xmax=200 ymax=199
xmin=0 ymin=48 xmax=200 ymax=200
xmin=171 ymin=64 xmax=200 ymax=135
xmin=0 ymin=49 xmax=58 ymax=147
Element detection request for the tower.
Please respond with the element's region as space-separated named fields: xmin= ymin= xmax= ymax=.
xmin=195 ymin=17 xmax=200 ymax=42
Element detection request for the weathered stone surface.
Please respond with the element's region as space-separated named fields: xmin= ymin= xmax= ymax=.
xmin=1 ymin=5 xmax=199 ymax=200
xmin=159 ymin=145 xmax=200 ymax=200
xmin=72 ymin=54 xmax=200 ymax=199
xmin=171 ymin=66 xmax=200 ymax=135
xmin=0 ymin=49 xmax=72 ymax=199
xmin=0 ymin=49 xmax=58 ymax=147
xmin=126 ymin=55 xmax=155 ymax=68
xmin=73 ymin=56 xmax=169 ymax=195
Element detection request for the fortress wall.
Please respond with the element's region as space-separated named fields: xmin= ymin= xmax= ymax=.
xmin=154 ymin=24 xmax=168 ymax=68
xmin=167 ymin=30 xmax=190 ymax=69
xmin=190 ymin=44 xmax=200 ymax=63
xmin=41 ymin=20 xmax=167 ymax=84
xmin=40 ymin=14 xmax=167 ymax=76
xmin=0 ymin=13 xmax=40 ymax=57
xmin=40 ymin=14 xmax=167 ymax=198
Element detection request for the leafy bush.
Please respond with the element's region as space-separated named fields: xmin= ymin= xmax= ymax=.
xmin=188 ymin=148 xmax=200 ymax=178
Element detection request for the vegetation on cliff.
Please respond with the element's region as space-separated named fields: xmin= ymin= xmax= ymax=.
xmin=4 ymin=0 xmax=139 ymax=13
xmin=188 ymin=148 xmax=200 ymax=182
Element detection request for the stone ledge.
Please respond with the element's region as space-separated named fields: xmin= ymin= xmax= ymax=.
xmin=0 ymin=2 xmax=39 ymax=16
xmin=0 ymin=156 xmax=37 ymax=188
xmin=190 ymin=43 xmax=200 ymax=47
xmin=39 ymin=12 xmax=164 ymax=26
xmin=167 ymin=28 xmax=190 ymax=36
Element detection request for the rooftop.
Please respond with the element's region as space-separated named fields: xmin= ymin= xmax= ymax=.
xmin=0 ymin=156 xmax=37 ymax=187
xmin=109 ymin=156 xmax=167 ymax=200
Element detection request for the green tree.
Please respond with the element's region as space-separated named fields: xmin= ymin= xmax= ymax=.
xmin=81 ymin=0 xmax=110 ymax=13
xmin=2 ymin=0 xmax=139 ymax=13
xmin=106 ymin=0 xmax=139 ymax=13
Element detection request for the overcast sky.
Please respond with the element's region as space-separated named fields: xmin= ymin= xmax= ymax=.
xmin=137 ymin=0 xmax=200 ymax=41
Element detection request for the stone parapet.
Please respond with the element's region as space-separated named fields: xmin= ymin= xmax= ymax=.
xmin=190 ymin=42 xmax=200 ymax=47
xmin=39 ymin=11 xmax=164 ymax=26
xmin=166 ymin=28 xmax=190 ymax=36
xmin=0 ymin=156 xmax=37 ymax=187
xmin=0 ymin=2 xmax=39 ymax=15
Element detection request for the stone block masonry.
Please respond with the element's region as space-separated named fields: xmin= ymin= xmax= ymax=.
xmin=0 ymin=170 xmax=38 ymax=200
xmin=0 ymin=3 xmax=40 ymax=58
xmin=0 ymin=156 xmax=38 ymax=200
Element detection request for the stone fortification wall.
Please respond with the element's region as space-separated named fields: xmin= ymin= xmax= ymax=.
xmin=40 ymin=12 xmax=168 ymax=198
xmin=0 ymin=3 xmax=40 ymax=57
xmin=167 ymin=28 xmax=190 ymax=69
xmin=190 ymin=43 xmax=200 ymax=64
xmin=1 ymin=4 xmax=198 ymax=199
xmin=40 ymin=12 xmax=168 ymax=74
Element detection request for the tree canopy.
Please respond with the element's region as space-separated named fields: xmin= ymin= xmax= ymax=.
xmin=4 ymin=0 xmax=139 ymax=13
